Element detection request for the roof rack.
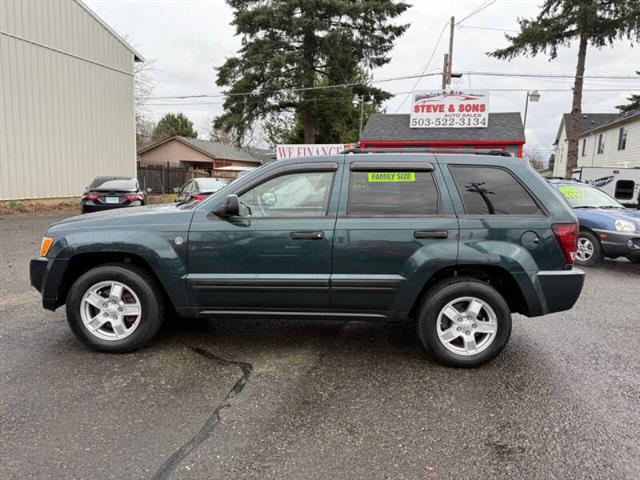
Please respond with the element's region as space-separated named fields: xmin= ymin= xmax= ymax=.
xmin=340 ymin=146 xmax=513 ymax=157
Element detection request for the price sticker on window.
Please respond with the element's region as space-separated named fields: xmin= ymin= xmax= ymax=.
xmin=558 ymin=185 xmax=584 ymax=199
xmin=367 ymin=172 xmax=416 ymax=183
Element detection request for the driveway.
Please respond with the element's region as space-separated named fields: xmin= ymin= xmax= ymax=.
xmin=1 ymin=213 xmax=639 ymax=479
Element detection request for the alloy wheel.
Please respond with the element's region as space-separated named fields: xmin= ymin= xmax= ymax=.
xmin=576 ymin=237 xmax=594 ymax=262
xmin=436 ymin=296 xmax=498 ymax=356
xmin=80 ymin=281 xmax=142 ymax=341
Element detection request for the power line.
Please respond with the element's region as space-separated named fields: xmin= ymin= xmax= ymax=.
xmin=458 ymin=25 xmax=519 ymax=33
xmin=466 ymin=71 xmax=639 ymax=79
xmin=148 ymin=70 xmax=638 ymax=101
xmin=147 ymin=71 xmax=441 ymax=100
xmin=145 ymin=87 xmax=640 ymax=108
xmin=393 ymin=22 xmax=449 ymax=113
xmin=455 ymin=0 xmax=497 ymax=26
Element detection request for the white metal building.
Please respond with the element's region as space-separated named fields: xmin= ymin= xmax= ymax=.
xmin=553 ymin=111 xmax=640 ymax=177
xmin=0 ymin=0 xmax=142 ymax=200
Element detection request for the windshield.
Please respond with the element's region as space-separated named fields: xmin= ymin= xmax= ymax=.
xmin=557 ymin=184 xmax=624 ymax=209
xmin=197 ymin=178 xmax=229 ymax=191
xmin=89 ymin=177 xmax=137 ymax=191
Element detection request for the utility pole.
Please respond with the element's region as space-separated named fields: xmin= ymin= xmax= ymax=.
xmin=447 ymin=16 xmax=455 ymax=87
xmin=441 ymin=54 xmax=449 ymax=90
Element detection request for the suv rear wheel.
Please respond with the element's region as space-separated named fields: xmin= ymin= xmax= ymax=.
xmin=66 ymin=264 xmax=165 ymax=353
xmin=417 ymin=278 xmax=512 ymax=367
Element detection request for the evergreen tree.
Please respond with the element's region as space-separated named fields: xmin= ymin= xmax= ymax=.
xmin=617 ymin=70 xmax=640 ymax=113
xmin=152 ymin=113 xmax=198 ymax=141
xmin=488 ymin=0 xmax=640 ymax=177
xmin=215 ymin=0 xmax=409 ymax=144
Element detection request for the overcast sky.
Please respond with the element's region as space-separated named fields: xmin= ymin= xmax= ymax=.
xmin=87 ymin=0 xmax=639 ymax=158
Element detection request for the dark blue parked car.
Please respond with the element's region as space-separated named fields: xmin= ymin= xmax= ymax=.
xmin=550 ymin=180 xmax=640 ymax=266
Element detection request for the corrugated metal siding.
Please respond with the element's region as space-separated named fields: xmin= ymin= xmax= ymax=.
xmin=0 ymin=0 xmax=136 ymax=200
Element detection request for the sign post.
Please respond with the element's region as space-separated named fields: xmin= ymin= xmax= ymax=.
xmin=410 ymin=90 xmax=490 ymax=128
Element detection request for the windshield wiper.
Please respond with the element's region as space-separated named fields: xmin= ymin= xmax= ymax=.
xmin=597 ymin=205 xmax=623 ymax=209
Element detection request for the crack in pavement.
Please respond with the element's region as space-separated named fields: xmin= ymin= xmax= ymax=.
xmin=151 ymin=346 xmax=253 ymax=480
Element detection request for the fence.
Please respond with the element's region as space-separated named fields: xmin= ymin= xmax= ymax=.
xmin=137 ymin=163 xmax=187 ymax=194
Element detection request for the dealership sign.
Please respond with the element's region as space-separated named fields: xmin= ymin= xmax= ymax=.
xmin=410 ymin=90 xmax=490 ymax=128
xmin=276 ymin=144 xmax=348 ymax=160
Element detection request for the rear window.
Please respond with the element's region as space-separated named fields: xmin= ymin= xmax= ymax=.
xmin=89 ymin=178 xmax=137 ymax=190
xmin=197 ymin=178 xmax=230 ymax=191
xmin=449 ymin=166 xmax=543 ymax=216
xmin=347 ymin=171 xmax=439 ymax=216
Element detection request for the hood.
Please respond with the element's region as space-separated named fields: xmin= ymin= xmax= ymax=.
xmin=48 ymin=203 xmax=195 ymax=234
xmin=574 ymin=207 xmax=640 ymax=230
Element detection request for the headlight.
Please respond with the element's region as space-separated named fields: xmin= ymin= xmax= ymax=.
xmin=615 ymin=220 xmax=636 ymax=233
xmin=40 ymin=236 xmax=53 ymax=257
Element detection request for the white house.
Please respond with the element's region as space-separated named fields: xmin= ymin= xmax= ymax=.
xmin=553 ymin=111 xmax=640 ymax=177
xmin=0 ymin=0 xmax=142 ymax=200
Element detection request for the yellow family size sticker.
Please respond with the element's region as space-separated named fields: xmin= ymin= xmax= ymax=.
xmin=558 ymin=185 xmax=584 ymax=199
xmin=367 ymin=172 xmax=416 ymax=183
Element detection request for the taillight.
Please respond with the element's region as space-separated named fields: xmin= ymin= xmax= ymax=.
xmin=124 ymin=194 xmax=143 ymax=201
xmin=193 ymin=195 xmax=207 ymax=201
xmin=84 ymin=193 xmax=100 ymax=201
xmin=552 ymin=223 xmax=579 ymax=265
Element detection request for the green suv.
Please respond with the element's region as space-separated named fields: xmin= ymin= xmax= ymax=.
xmin=30 ymin=152 xmax=584 ymax=367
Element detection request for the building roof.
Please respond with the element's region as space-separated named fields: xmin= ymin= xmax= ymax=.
xmin=580 ymin=110 xmax=640 ymax=136
xmin=138 ymin=136 xmax=262 ymax=164
xmin=361 ymin=112 xmax=525 ymax=144
xmin=75 ymin=0 xmax=144 ymax=62
xmin=561 ymin=113 xmax=620 ymax=137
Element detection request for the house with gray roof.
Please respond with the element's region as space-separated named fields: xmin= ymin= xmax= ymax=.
xmin=137 ymin=136 xmax=262 ymax=179
xmin=552 ymin=111 xmax=640 ymax=177
xmin=360 ymin=112 xmax=526 ymax=157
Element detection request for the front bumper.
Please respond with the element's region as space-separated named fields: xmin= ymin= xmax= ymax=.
xmin=537 ymin=268 xmax=585 ymax=314
xmin=30 ymin=256 xmax=69 ymax=310
xmin=594 ymin=229 xmax=640 ymax=258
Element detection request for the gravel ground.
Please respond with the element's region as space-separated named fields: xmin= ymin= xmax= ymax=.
xmin=1 ymin=213 xmax=639 ymax=480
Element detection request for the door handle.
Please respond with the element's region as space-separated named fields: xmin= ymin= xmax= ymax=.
xmin=414 ymin=230 xmax=448 ymax=239
xmin=290 ymin=231 xmax=325 ymax=240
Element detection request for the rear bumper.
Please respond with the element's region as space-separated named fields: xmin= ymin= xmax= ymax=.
xmin=536 ymin=268 xmax=585 ymax=315
xmin=81 ymin=201 xmax=143 ymax=212
xmin=593 ymin=229 xmax=640 ymax=258
xmin=30 ymin=256 xmax=69 ymax=311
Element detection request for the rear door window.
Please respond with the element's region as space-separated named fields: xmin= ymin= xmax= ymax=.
xmin=347 ymin=170 xmax=439 ymax=216
xmin=449 ymin=165 xmax=543 ymax=216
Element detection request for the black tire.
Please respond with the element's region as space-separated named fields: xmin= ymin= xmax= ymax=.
xmin=417 ymin=278 xmax=512 ymax=368
xmin=66 ymin=264 xmax=165 ymax=353
xmin=575 ymin=231 xmax=603 ymax=267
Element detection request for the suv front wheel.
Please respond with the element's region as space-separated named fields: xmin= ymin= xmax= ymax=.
xmin=417 ymin=278 xmax=512 ymax=367
xmin=66 ymin=264 xmax=165 ymax=353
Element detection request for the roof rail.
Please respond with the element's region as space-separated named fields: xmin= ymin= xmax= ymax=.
xmin=341 ymin=146 xmax=513 ymax=157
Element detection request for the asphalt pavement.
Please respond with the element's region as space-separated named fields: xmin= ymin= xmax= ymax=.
xmin=1 ymin=212 xmax=639 ymax=480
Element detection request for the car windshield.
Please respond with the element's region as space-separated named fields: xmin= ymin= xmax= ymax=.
xmin=557 ymin=184 xmax=624 ymax=209
xmin=197 ymin=178 xmax=229 ymax=191
xmin=89 ymin=178 xmax=137 ymax=191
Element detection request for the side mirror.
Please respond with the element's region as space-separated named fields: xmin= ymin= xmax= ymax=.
xmin=213 ymin=194 xmax=240 ymax=218
xmin=173 ymin=187 xmax=180 ymax=194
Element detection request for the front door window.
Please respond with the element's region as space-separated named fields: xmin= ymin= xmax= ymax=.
xmin=238 ymin=171 xmax=334 ymax=217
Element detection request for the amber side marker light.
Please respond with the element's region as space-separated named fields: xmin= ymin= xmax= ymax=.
xmin=40 ymin=237 xmax=53 ymax=257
